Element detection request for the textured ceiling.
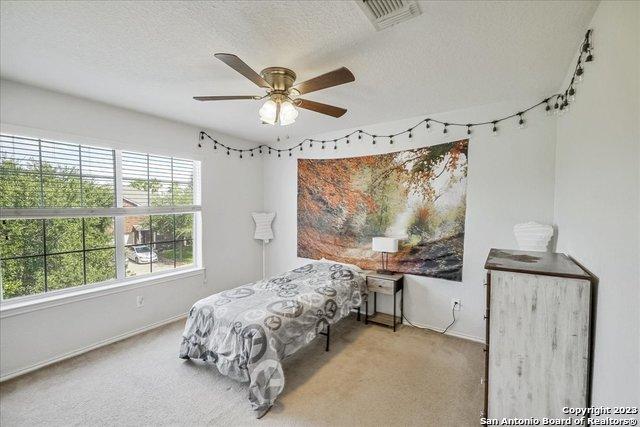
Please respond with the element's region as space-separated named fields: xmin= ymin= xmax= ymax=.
xmin=0 ymin=1 xmax=598 ymax=143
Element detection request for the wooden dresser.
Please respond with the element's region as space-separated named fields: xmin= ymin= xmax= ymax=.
xmin=483 ymin=249 xmax=594 ymax=419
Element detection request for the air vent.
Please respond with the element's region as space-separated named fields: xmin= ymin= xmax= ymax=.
xmin=357 ymin=0 xmax=422 ymax=31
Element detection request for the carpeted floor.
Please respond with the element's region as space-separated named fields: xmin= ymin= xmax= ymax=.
xmin=0 ymin=316 xmax=484 ymax=426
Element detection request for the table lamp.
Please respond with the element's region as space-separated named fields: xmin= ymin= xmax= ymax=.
xmin=372 ymin=237 xmax=398 ymax=274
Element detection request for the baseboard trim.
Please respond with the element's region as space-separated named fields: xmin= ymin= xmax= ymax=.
xmin=412 ymin=321 xmax=485 ymax=344
xmin=0 ymin=313 xmax=187 ymax=382
xmin=349 ymin=308 xmax=484 ymax=344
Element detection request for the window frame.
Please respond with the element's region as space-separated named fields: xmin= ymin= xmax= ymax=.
xmin=1 ymin=133 xmax=202 ymax=304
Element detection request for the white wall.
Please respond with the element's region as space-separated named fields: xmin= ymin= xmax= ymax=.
xmin=0 ymin=79 xmax=264 ymax=378
xmin=263 ymin=102 xmax=557 ymax=341
xmin=554 ymin=1 xmax=639 ymax=409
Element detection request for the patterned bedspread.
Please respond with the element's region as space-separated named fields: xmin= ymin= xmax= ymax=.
xmin=179 ymin=261 xmax=367 ymax=415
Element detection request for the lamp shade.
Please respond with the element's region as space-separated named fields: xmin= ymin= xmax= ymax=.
xmin=372 ymin=237 xmax=398 ymax=253
xmin=252 ymin=212 xmax=275 ymax=242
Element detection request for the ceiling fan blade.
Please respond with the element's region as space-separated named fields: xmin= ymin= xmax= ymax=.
xmin=295 ymin=99 xmax=347 ymax=118
xmin=214 ymin=53 xmax=272 ymax=89
xmin=193 ymin=95 xmax=261 ymax=101
xmin=292 ymin=67 xmax=355 ymax=95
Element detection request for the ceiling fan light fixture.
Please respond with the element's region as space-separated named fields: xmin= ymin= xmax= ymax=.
xmin=279 ymin=100 xmax=298 ymax=126
xmin=196 ymin=54 xmax=354 ymax=125
xmin=259 ymin=99 xmax=278 ymax=125
xmin=259 ymin=98 xmax=298 ymax=126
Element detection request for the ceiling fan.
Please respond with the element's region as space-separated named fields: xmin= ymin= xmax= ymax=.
xmin=193 ymin=53 xmax=355 ymax=126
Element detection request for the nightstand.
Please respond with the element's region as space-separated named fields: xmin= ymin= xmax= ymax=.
xmin=365 ymin=272 xmax=404 ymax=332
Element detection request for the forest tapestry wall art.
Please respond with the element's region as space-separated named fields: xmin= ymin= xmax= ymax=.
xmin=297 ymin=139 xmax=468 ymax=281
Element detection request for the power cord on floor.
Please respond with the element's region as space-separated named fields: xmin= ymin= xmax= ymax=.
xmin=441 ymin=304 xmax=457 ymax=334
xmin=401 ymin=302 xmax=458 ymax=335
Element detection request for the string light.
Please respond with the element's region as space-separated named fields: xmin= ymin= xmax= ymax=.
xmin=198 ymin=30 xmax=593 ymax=158
xmin=518 ymin=113 xmax=526 ymax=129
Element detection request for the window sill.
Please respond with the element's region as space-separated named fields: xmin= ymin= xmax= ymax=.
xmin=0 ymin=267 xmax=206 ymax=319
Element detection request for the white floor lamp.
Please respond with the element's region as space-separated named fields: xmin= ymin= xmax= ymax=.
xmin=252 ymin=212 xmax=275 ymax=280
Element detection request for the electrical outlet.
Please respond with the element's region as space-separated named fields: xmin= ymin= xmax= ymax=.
xmin=451 ymin=298 xmax=461 ymax=311
xmin=136 ymin=296 xmax=144 ymax=308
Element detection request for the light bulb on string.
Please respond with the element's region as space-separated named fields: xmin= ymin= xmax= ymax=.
xmin=426 ymin=120 xmax=431 ymax=131
xmin=251 ymin=150 xmax=254 ymax=157
xmin=358 ymin=131 xmax=362 ymax=140
xmin=518 ymin=113 xmax=526 ymax=129
xmin=334 ymin=141 xmax=337 ymax=150
xmin=492 ymin=122 xmax=499 ymax=137
xmin=389 ymin=137 xmax=394 ymax=144
xmin=321 ymin=141 xmax=325 ymax=149
xmin=568 ymin=86 xmax=576 ymax=102
xmin=239 ymin=151 xmax=243 ymax=159
xmin=442 ymin=123 xmax=448 ymax=135
xmin=277 ymin=151 xmax=281 ymax=158
xmin=467 ymin=125 xmax=472 ymax=135
xmin=408 ymin=130 xmax=412 ymax=139
xmin=372 ymin=135 xmax=377 ymax=145
xmin=289 ymin=150 xmax=292 ymax=157
xmin=576 ymin=66 xmax=584 ymax=82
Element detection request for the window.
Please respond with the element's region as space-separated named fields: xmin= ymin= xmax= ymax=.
xmin=1 ymin=134 xmax=200 ymax=301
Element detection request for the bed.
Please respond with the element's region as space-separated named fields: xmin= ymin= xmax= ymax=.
xmin=178 ymin=261 xmax=367 ymax=417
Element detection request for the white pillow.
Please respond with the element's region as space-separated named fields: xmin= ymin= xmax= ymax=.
xmin=319 ymin=257 xmax=363 ymax=272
